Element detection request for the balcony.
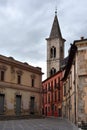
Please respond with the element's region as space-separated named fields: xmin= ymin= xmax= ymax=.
xmin=54 ymin=83 xmax=60 ymax=90
xmin=42 ymin=89 xmax=47 ymax=94
xmin=48 ymin=87 xmax=53 ymax=92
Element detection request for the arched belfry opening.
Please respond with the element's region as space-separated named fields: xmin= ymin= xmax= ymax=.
xmin=50 ymin=46 xmax=56 ymax=58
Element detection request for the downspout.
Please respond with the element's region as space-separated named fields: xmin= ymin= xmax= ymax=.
xmin=74 ymin=60 xmax=77 ymax=124
xmin=69 ymin=76 xmax=70 ymax=120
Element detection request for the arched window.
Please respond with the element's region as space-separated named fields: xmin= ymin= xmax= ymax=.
xmin=50 ymin=68 xmax=56 ymax=76
xmin=54 ymin=68 xmax=56 ymax=73
xmin=54 ymin=47 xmax=56 ymax=57
xmin=50 ymin=48 xmax=53 ymax=58
xmin=0 ymin=65 xmax=7 ymax=81
xmin=50 ymin=46 xmax=56 ymax=58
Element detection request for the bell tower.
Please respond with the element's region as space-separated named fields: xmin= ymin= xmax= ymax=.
xmin=46 ymin=11 xmax=65 ymax=78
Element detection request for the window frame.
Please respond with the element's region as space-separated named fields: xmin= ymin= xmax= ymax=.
xmin=17 ymin=74 xmax=21 ymax=84
xmin=50 ymin=46 xmax=56 ymax=58
xmin=31 ymin=78 xmax=35 ymax=87
xmin=0 ymin=70 xmax=5 ymax=81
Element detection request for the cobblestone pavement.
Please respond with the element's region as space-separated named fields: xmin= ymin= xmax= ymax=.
xmin=0 ymin=118 xmax=79 ymax=130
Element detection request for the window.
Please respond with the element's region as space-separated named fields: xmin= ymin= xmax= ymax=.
xmin=54 ymin=79 xmax=56 ymax=88
xmin=50 ymin=48 xmax=53 ymax=58
xmin=31 ymin=78 xmax=35 ymax=87
xmin=1 ymin=71 xmax=4 ymax=81
xmin=58 ymin=77 xmax=60 ymax=90
xmin=50 ymin=46 xmax=56 ymax=58
xmin=55 ymin=91 xmax=57 ymax=102
xmin=54 ymin=47 xmax=56 ymax=57
xmin=17 ymin=75 xmax=21 ymax=84
xmin=31 ymin=74 xmax=36 ymax=87
xmin=58 ymin=91 xmax=60 ymax=101
xmin=16 ymin=70 xmax=22 ymax=84
xmin=48 ymin=93 xmax=50 ymax=103
xmin=51 ymin=81 xmax=53 ymax=87
xmin=50 ymin=68 xmax=56 ymax=76
xmin=48 ymin=82 xmax=50 ymax=91
xmin=50 ymin=70 xmax=52 ymax=76
xmin=0 ymin=65 xmax=7 ymax=81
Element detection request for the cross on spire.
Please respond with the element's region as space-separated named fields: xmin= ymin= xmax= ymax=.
xmin=55 ymin=6 xmax=57 ymax=16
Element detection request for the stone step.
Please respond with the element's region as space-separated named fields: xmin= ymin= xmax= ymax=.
xmin=0 ymin=114 xmax=44 ymax=121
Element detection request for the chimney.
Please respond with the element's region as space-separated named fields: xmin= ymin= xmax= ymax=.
xmin=80 ymin=36 xmax=84 ymax=40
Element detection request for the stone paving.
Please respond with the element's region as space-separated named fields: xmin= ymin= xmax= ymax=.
xmin=0 ymin=118 xmax=79 ymax=130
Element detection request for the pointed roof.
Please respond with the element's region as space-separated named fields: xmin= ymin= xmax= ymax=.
xmin=49 ymin=12 xmax=62 ymax=39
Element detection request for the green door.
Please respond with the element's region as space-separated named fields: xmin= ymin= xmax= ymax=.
xmin=16 ymin=95 xmax=21 ymax=115
xmin=0 ymin=94 xmax=5 ymax=115
xmin=30 ymin=97 xmax=35 ymax=114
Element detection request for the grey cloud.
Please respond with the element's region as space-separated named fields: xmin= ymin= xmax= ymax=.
xmin=0 ymin=0 xmax=87 ymax=80
xmin=0 ymin=0 xmax=7 ymax=6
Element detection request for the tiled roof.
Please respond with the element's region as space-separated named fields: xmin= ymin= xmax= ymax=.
xmin=60 ymin=57 xmax=69 ymax=69
xmin=62 ymin=44 xmax=77 ymax=81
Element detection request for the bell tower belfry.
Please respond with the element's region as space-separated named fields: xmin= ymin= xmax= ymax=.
xmin=46 ymin=11 xmax=65 ymax=78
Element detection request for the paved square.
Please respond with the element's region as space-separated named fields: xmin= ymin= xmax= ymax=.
xmin=0 ymin=118 xmax=79 ymax=130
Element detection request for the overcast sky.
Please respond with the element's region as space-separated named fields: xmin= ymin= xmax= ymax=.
xmin=0 ymin=0 xmax=87 ymax=80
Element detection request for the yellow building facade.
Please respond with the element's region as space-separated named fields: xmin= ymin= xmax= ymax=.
xmin=0 ymin=55 xmax=43 ymax=116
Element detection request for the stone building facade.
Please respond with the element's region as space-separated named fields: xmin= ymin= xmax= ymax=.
xmin=46 ymin=11 xmax=65 ymax=78
xmin=0 ymin=55 xmax=43 ymax=116
xmin=76 ymin=38 xmax=87 ymax=123
xmin=62 ymin=38 xmax=87 ymax=124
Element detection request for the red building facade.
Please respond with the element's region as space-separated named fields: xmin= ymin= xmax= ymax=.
xmin=42 ymin=71 xmax=63 ymax=117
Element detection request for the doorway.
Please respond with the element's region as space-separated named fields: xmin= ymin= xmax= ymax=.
xmin=15 ymin=95 xmax=21 ymax=115
xmin=30 ymin=96 xmax=35 ymax=114
xmin=0 ymin=94 xmax=5 ymax=115
xmin=58 ymin=108 xmax=62 ymax=117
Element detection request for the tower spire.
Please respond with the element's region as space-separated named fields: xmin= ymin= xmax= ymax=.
xmin=49 ymin=9 xmax=62 ymax=39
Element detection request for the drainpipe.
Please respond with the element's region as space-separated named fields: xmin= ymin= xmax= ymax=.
xmin=69 ymin=76 xmax=70 ymax=120
xmin=74 ymin=60 xmax=77 ymax=124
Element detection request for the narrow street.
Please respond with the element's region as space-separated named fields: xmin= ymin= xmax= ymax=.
xmin=0 ymin=118 xmax=79 ymax=130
